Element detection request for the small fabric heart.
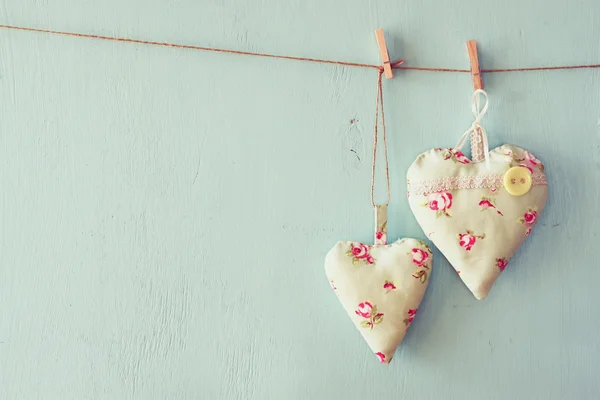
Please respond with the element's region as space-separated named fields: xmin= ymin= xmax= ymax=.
xmin=325 ymin=238 xmax=432 ymax=364
xmin=324 ymin=70 xmax=432 ymax=363
xmin=407 ymin=144 xmax=548 ymax=299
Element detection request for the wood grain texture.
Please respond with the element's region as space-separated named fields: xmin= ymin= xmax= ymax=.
xmin=0 ymin=0 xmax=599 ymax=399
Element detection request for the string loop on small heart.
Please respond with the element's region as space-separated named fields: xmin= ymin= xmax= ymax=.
xmin=454 ymin=89 xmax=490 ymax=169
xmin=371 ymin=69 xmax=390 ymax=208
xmin=371 ymin=69 xmax=391 ymax=244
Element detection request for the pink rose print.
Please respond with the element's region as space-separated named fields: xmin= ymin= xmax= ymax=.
xmin=441 ymin=148 xmax=471 ymax=164
xmin=403 ymin=309 xmax=418 ymax=332
xmin=356 ymin=302 xmax=384 ymax=330
xmin=375 ymin=352 xmax=386 ymax=363
xmin=518 ymin=206 xmax=538 ymax=235
xmin=345 ymin=243 xmax=375 ymax=265
xmin=453 ymin=150 xmax=470 ymax=164
xmin=523 ymin=150 xmax=541 ymax=166
xmin=479 ymin=196 xmax=503 ymax=216
xmin=458 ymin=230 xmax=485 ymax=251
xmin=329 ymin=280 xmax=337 ymax=290
xmin=355 ymin=302 xmax=373 ymax=318
xmin=407 ymin=308 xmax=417 ymax=319
xmin=523 ymin=210 xmax=537 ymax=225
xmin=352 ymin=243 xmax=368 ymax=258
xmin=423 ymin=191 xmax=453 ymax=218
xmin=375 ymin=231 xmax=387 ymax=246
xmin=410 ymin=241 xmax=432 ymax=283
xmin=459 ymin=233 xmax=475 ymax=250
xmin=383 ymin=280 xmax=396 ymax=294
xmin=505 ymin=147 xmax=545 ymax=172
xmin=428 ymin=192 xmax=453 ymax=211
xmin=479 ymin=200 xmax=493 ymax=208
xmin=518 ymin=163 xmax=534 ymax=174
xmin=411 ymin=248 xmax=429 ymax=267
xmin=496 ymin=257 xmax=509 ymax=272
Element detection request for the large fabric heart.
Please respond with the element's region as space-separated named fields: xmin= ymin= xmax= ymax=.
xmin=407 ymin=144 xmax=548 ymax=299
xmin=325 ymin=238 xmax=432 ymax=364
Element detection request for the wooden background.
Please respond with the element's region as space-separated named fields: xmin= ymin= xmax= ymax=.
xmin=1 ymin=0 xmax=599 ymax=399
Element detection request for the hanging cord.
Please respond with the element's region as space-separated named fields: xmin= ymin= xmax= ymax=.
xmin=371 ymin=69 xmax=391 ymax=207
xmin=0 ymin=24 xmax=404 ymax=73
xmin=2 ymin=25 xmax=600 ymax=74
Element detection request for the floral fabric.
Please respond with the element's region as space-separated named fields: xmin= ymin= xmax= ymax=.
xmin=407 ymin=144 xmax=548 ymax=300
xmin=325 ymin=238 xmax=432 ymax=364
xmin=374 ymin=205 xmax=388 ymax=245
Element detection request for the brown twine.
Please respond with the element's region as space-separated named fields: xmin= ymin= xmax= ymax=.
xmin=396 ymin=65 xmax=600 ymax=73
xmin=371 ymin=70 xmax=391 ymax=207
xmin=0 ymin=24 xmax=400 ymax=71
xmin=2 ymin=24 xmax=600 ymax=74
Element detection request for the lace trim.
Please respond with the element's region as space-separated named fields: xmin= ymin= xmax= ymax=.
xmin=409 ymin=173 xmax=547 ymax=195
xmin=470 ymin=128 xmax=485 ymax=162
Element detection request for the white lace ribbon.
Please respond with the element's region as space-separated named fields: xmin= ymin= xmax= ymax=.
xmin=454 ymin=89 xmax=490 ymax=169
xmin=408 ymin=172 xmax=548 ymax=196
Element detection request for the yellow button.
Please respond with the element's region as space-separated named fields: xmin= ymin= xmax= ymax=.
xmin=503 ymin=166 xmax=532 ymax=196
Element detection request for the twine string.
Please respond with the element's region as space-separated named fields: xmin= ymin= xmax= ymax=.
xmin=0 ymin=24 xmax=403 ymax=72
xmin=371 ymin=70 xmax=391 ymax=208
xmin=1 ymin=24 xmax=600 ymax=74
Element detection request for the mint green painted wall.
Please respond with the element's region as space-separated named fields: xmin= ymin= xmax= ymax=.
xmin=1 ymin=1 xmax=599 ymax=399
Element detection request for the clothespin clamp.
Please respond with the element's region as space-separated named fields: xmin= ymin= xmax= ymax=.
xmin=466 ymin=40 xmax=484 ymax=90
xmin=375 ymin=29 xmax=394 ymax=79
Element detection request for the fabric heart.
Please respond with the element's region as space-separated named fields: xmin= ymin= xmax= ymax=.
xmin=325 ymin=238 xmax=432 ymax=364
xmin=407 ymin=144 xmax=548 ymax=299
xmin=324 ymin=69 xmax=432 ymax=363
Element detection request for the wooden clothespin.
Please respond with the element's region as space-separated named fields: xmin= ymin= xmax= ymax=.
xmin=466 ymin=40 xmax=484 ymax=90
xmin=375 ymin=29 xmax=393 ymax=79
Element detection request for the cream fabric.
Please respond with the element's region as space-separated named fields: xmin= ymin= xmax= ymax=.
xmin=324 ymin=238 xmax=432 ymax=364
xmin=407 ymin=144 xmax=548 ymax=300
